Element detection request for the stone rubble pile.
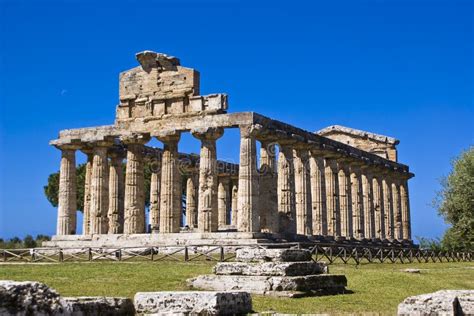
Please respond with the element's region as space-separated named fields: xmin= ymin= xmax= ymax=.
xmin=187 ymin=248 xmax=347 ymax=297
xmin=398 ymin=290 xmax=474 ymax=316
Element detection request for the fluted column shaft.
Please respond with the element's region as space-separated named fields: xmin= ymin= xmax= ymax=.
xmin=218 ymin=177 xmax=230 ymax=228
xmin=277 ymin=144 xmax=296 ymax=234
xmin=361 ymin=171 xmax=375 ymax=239
xmin=259 ymin=141 xmax=278 ymax=233
xmin=372 ymin=176 xmax=385 ymax=239
xmin=149 ymin=157 xmax=161 ymax=232
xmin=338 ymin=163 xmax=352 ymax=238
xmin=90 ymin=146 xmax=109 ymax=234
xmin=294 ymin=148 xmax=312 ymax=235
xmin=108 ymin=154 xmax=124 ymax=234
xmin=400 ymin=179 xmax=412 ymax=240
xmin=309 ymin=153 xmax=326 ymax=236
xmin=82 ymin=153 xmax=93 ymax=235
xmin=231 ymin=183 xmax=238 ymax=225
xmin=350 ymin=166 xmax=364 ymax=239
xmin=123 ymin=143 xmax=146 ymax=234
xmin=392 ymin=180 xmax=402 ymax=240
xmin=193 ymin=128 xmax=223 ymax=232
xmin=325 ymin=159 xmax=339 ymax=236
xmin=158 ymin=133 xmax=181 ymax=233
xmin=186 ymin=175 xmax=197 ymax=228
xmin=237 ymin=125 xmax=260 ymax=232
xmin=382 ymin=178 xmax=393 ymax=240
xmin=57 ymin=147 xmax=77 ymax=235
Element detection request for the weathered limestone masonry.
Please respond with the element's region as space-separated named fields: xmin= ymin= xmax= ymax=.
xmin=188 ymin=248 xmax=347 ymax=297
xmin=48 ymin=51 xmax=414 ymax=247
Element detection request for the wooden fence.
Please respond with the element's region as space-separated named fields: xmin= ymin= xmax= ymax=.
xmin=0 ymin=243 xmax=472 ymax=264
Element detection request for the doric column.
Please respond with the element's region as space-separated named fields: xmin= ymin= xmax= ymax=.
xmin=277 ymin=143 xmax=296 ymax=235
xmin=122 ymin=135 xmax=149 ymax=234
xmin=231 ymin=182 xmax=238 ymax=225
xmin=325 ymin=159 xmax=339 ymax=237
xmin=82 ymin=151 xmax=93 ymax=235
xmin=337 ymin=162 xmax=352 ymax=238
xmin=237 ymin=125 xmax=260 ymax=232
xmin=156 ymin=131 xmax=181 ymax=233
xmin=259 ymin=140 xmax=278 ymax=233
xmin=400 ymin=178 xmax=412 ymax=241
xmin=89 ymin=143 xmax=110 ymax=234
xmin=218 ymin=176 xmax=230 ymax=228
xmin=350 ymin=164 xmax=364 ymax=239
xmin=372 ymin=175 xmax=385 ymax=239
xmin=56 ymin=145 xmax=78 ymax=235
xmin=294 ymin=147 xmax=312 ymax=236
xmin=392 ymin=179 xmax=402 ymax=240
xmin=107 ymin=152 xmax=125 ymax=234
xmin=361 ymin=168 xmax=375 ymax=239
xmin=382 ymin=177 xmax=393 ymax=240
xmin=186 ymin=175 xmax=198 ymax=228
xmin=148 ymin=154 xmax=161 ymax=233
xmin=192 ymin=127 xmax=224 ymax=232
xmin=309 ymin=151 xmax=326 ymax=236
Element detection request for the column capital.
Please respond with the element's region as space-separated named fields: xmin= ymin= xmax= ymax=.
xmin=239 ymin=124 xmax=263 ymax=138
xmin=55 ymin=143 xmax=82 ymax=151
xmin=191 ymin=127 xmax=224 ymax=140
xmin=218 ymin=175 xmax=230 ymax=184
xmin=155 ymin=130 xmax=181 ymax=143
xmin=120 ymin=133 xmax=150 ymax=145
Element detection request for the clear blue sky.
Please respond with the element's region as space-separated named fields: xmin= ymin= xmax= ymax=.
xmin=0 ymin=0 xmax=472 ymax=240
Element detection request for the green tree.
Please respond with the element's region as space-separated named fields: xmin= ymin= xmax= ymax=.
xmin=435 ymin=147 xmax=474 ymax=251
xmin=23 ymin=235 xmax=37 ymax=248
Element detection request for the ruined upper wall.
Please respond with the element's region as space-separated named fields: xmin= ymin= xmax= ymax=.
xmin=116 ymin=51 xmax=227 ymax=122
xmin=317 ymin=125 xmax=399 ymax=162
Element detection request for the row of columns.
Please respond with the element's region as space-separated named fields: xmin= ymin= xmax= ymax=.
xmin=233 ymin=127 xmax=412 ymax=241
xmin=56 ymin=125 xmax=411 ymax=241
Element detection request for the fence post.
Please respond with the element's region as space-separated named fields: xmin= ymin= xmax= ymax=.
xmin=88 ymin=248 xmax=92 ymax=261
xmin=220 ymin=246 xmax=225 ymax=262
xmin=184 ymin=247 xmax=189 ymax=261
xmin=59 ymin=249 xmax=64 ymax=262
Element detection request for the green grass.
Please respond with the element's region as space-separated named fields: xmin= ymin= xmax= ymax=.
xmin=1 ymin=261 xmax=473 ymax=314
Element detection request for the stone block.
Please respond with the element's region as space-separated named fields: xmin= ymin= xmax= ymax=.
xmin=235 ymin=248 xmax=312 ymax=262
xmin=0 ymin=280 xmax=64 ymax=315
xmin=214 ymin=261 xmax=328 ymax=276
xmin=398 ymin=290 xmax=474 ymax=316
xmin=0 ymin=280 xmax=135 ymax=316
xmin=134 ymin=291 xmax=252 ymax=315
xmin=188 ymin=274 xmax=347 ymax=295
xmin=62 ymin=297 xmax=134 ymax=315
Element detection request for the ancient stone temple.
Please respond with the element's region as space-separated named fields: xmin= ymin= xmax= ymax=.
xmin=46 ymin=51 xmax=414 ymax=248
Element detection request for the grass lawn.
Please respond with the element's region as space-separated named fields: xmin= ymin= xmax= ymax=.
xmin=1 ymin=261 xmax=473 ymax=314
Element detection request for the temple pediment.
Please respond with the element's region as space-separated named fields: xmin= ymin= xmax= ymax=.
xmin=317 ymin=125 xmax=399 ymax=162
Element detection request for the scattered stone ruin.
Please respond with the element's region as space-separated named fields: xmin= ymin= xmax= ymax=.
xmin=134 ymin=291 xmax=252 ymax=315
xmin=46 ymin=51 xmax=414 ymax=248
xmin=0 ymin=280 xmax=134 ymax=315
xmin=398 ymin=290 xmax=474 ymax=316
xmin=188 ymin=248 xmax=347 ymax=297
xmin=0 ymin=280 xmax=252 ymax=315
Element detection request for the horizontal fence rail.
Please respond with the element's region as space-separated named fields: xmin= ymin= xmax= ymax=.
xmin=0 ymin=243 xmax=472 ymax=264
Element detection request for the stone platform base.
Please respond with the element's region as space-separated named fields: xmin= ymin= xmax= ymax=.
xmin=42 ymin=232 xmax=280 ymax=248
xmin=188 ymin=274 xmax=347 ymax=296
